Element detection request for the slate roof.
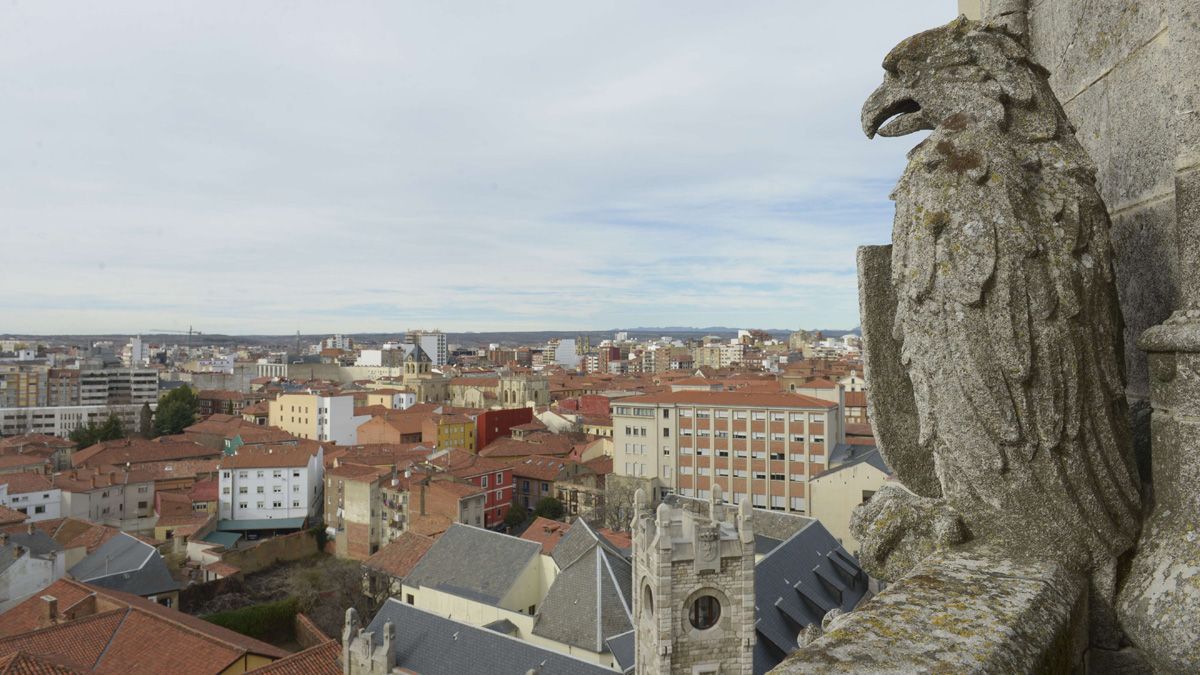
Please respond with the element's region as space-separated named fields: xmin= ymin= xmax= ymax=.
xmin=752 ymin=520 xmax=870 ymax=674
xmin=605 ymin=630 xmax=635 ymax=674
xmin=403 ymin=524 xmax=540 ymax=605
xmin=364 ymin=599 xmax=612 ymax=675
xmin=534 ymin=520 xmax=633 ymax=653
xmin=823 ymin=445 xmax=890 ymax=476
xmin=67 ymin=533 xmax=179 ymax=598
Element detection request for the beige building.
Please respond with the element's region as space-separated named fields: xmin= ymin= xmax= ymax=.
xmin=808 ymin=447 xmax=893 ymax=556
xmin=268 ymin=392 xmax=368 ymax=444
xmin=611 ymin=390 xmax=844 ymax=514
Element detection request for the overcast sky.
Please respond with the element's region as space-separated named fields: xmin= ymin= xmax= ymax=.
xmin=1 ymin=1 xmax=951 ymax=335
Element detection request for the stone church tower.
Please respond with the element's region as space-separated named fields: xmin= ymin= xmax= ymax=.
xmin=633 ymin=486 xmax=755 ymax=674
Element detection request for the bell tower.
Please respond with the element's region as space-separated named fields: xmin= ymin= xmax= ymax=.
xmin=632 ymin=486 xmax=756 ymax=674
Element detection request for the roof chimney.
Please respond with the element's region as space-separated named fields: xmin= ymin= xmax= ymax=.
xmin=40 ymin=595 xmax=57 ymax=625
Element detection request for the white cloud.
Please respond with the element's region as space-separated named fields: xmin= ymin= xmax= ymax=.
xmin=0 ymin=0 xmax=952 ymax=334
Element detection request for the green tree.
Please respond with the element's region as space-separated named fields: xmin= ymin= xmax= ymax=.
xmin=69 ymin=413 xmax=126 ymax=449
xmin=137 ymin=403 xmax=154 ymax=438
xmin=504 ymin=502 xmax=528 ymax=529
xmin=532 ymin=496 xmax=564 ymax=521
xmin=154 ymin=386 xmax=198 ymax=437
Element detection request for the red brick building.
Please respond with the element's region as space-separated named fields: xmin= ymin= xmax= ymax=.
xmin=474 ymin=407 xmax=533 ymax=449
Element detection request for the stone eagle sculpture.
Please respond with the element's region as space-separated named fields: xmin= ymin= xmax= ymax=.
xmin=852 ymin=17 xmax=1142 ymax=580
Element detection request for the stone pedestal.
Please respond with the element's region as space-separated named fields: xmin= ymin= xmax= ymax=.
xmin=1117 ymin=309 xmax=1200 ymax=673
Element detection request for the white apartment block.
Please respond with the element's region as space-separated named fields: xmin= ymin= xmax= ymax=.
xmin=719 ymin=343 xmax=747 ymax=367
xmin=611 ymin=391 xmax=844 ymax=514
xmin=406 ymin=331 xmax=448 ymax=367
xmin=0 ymin=404 xmax=153 ymax=438
xmin=0 ymin=476 xmax=61 ymax=522
xmin=218 ymin=445 xmax=325 ymax=521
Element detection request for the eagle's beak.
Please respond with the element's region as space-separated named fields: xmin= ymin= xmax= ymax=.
xmin=862 ymin=81 xmax=926 ymax=139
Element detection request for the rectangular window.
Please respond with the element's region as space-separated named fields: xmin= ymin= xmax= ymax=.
xmin=790 ymin=497 xmax=806 ymax=511
xmin=752 ymin=494 xmax=767 ymax=507
xmin=770 ymin=452 xmax=785 ymax=460
xmin=733 ymin=411 xmax=747 ymax=420
xmin=257 ymin=471 xmax=265 ymax=478
xmin=717 ymin=450 xmax=729 ymax=457
xmin=239 ymin=502 xmax=247 ymax=509
xmin=790 ymin=474 xmax=804 ymax=482
xmin=715 ymin=410 xmax=729 ymax=419
xmin=223 ymin=487 xmax=232 ymax=494
xmin=680 ymin=466 xmax=693 ymax=475
xmin=681 ymin=428 xmax=693 ymax=437
xmin=273 ymin=470 xmax=283 ymax=477
xmin=662 ymin=409 xmax=670 ymax=419
xmin=752 ymin=412 xmax=766 ymax=421
xmin=770 ymin=412 xmax=786 ymax=422
xmin=732 ymin=431 xmax=747 ymax=440
xmin=256 ymin=501 xmax=264 ymax=508
xmin=238 ymin=487 xmax=248 ymax=494
xmin=716 ymin=468 xmax=729 ymax=477
xmin=273 ymin=485 xmax=282 ymax=493
xmin=715 ymin=430 xmax=728 ymax=439
xmin=790 ymin=453 xmax=805 ymax=462
xmin=256 ymin=486 xmax=264 ymax=494
xmin=481 ymin=475 xmax=488 ymax=488
xmin=273 ymin=501 xmax=282 ymax=508
xmin=753 ymin=472 xmax=767 ymax=480
xmin=770 ymin=473 xmax=785 ymax=481
xmin=681 ymin=446 xmax=693 ymax=455
xmin=790 ymin=413 xmax=804 ymax=422
xmin=696 ymin=410 xmax=711 ymax=419
xmin=791 ymin=434 xmax=805 ymax=442
xmin=293 ymin=471 xmax=301 ymax=478
xmin=771 ymin=433 xmax=785 ymax=441
xmin=733 ymin=469 xmax=747 ymax=478
xmin=222 ymin=471 xmax=230 ymax=478
xmin=679 ymin=409 xmax=692 ymax=418
xmin=662 ymin=428 xmax=670 ymax=438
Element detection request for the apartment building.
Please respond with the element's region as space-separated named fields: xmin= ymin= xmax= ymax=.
xmin=217 ymin=445 xmax=325 ymax=522
xmin=78 ymin=368 xmax=158 ymax=406
xmin=610 ymin=391 xmax=844 ymax=514
xmin=0 ymin=404 xmax=151 ymax=438
xmin=53 ymin=468 xmax=157 ymax=531
xmin=405 ymin=330 xmax=447 ymax=367
xmin=268 ymin=392 xmax=368 ymax=444
xmin=0 ymin=362 xmax=49 ymax=408
xmin=0 ymin=473 xmax=62 ymax=522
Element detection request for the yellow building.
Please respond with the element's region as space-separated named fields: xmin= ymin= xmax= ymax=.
xmin=267 ymin=392 xmax=367 ymax=444
xmin=808 ymin=447 xmax=893 ymax=556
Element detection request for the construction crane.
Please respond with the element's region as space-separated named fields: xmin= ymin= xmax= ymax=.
xmin=145 ymin=326 xmax=202 ymax=351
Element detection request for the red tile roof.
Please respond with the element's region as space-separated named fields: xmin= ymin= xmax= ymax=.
xmin=617 ymin=390 xmax=837 ymax=409
xmin=248 ymin=640 xmax=340 ymax=675
xmin=362 ymin=532 xmax=435 ymax=579
xmin=0 ymin=457 xmax=48 ymax=471
xmin=0 ymin=474 xmax=53 ymax=496
xmin=519 ymin=517 xmax=568 ymax=554
xmin=0 ymin=650 xmax=81 ymax=674
xmin=70 ymin=438 xmax=218 ymax=469
xmin=0 ymin=579 xmax=288 ymax=672
xmin=0 ymin=508 xmax=26 ymax=527
xmin=220 ymin=445 xmax=317 ymax=470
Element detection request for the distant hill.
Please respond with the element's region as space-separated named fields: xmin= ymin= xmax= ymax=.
xmin=3 ymin=326 xmax=860 ymax=350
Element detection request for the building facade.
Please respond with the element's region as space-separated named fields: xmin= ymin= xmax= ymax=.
xmin=268 ymin=392 xmax=368 ymax=444
xmin=218 ymin=446 xmax=325 ymax=522
xmin=611 ymin=391 xmax=844 ymax=514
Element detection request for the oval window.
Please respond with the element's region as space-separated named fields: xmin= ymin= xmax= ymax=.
xmin=689 ymin=595 xmax=721 ymax=630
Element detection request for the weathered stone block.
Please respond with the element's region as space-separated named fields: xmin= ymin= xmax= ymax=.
xmin=1027 ymin=0 xmax=1167 ymax=102
xmin=1109 ymin=197 xmax=1180 ymax=398
xmin=773 ymin=547 xmax=1087 ymax=674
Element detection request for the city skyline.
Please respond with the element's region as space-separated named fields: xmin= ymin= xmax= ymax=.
xmin=1 ymin=1 xmax=946 ymax=334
